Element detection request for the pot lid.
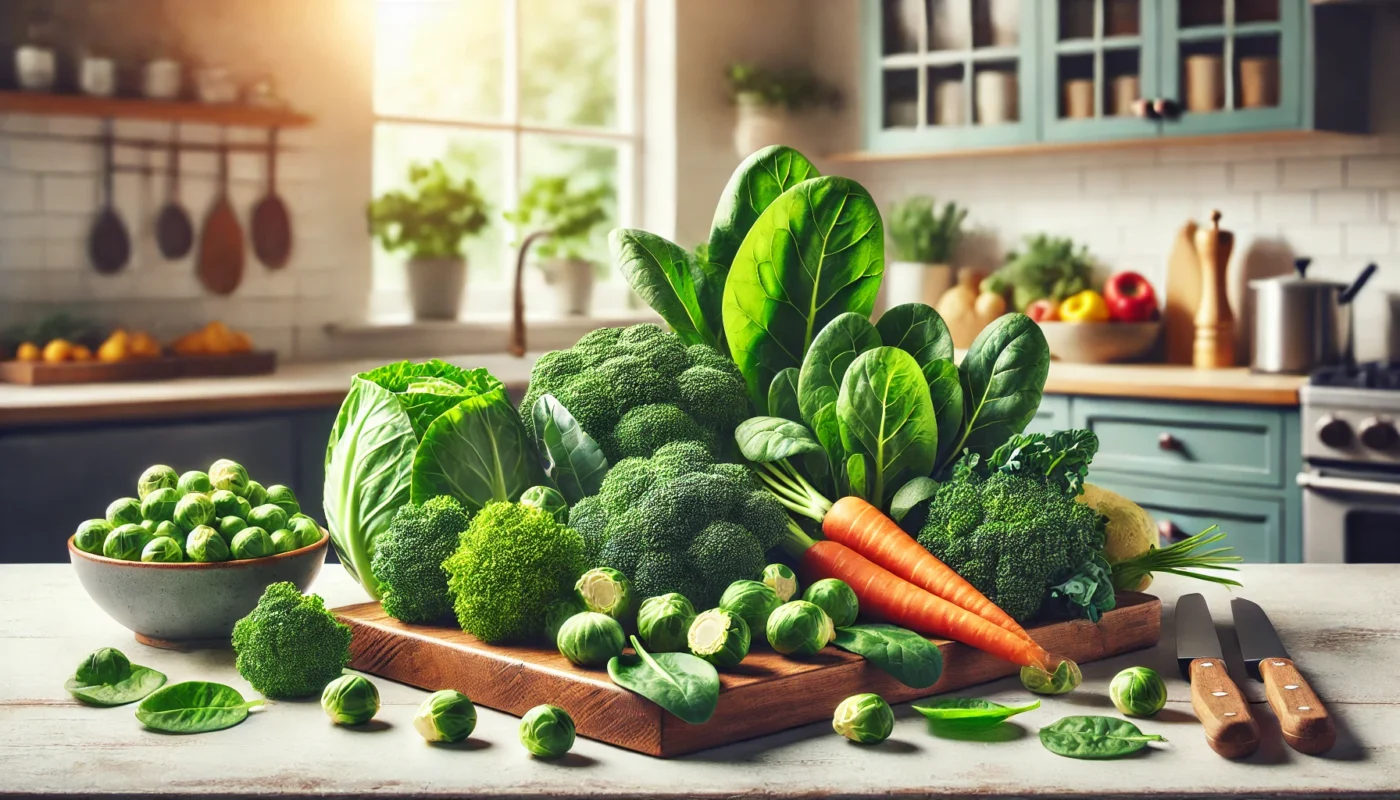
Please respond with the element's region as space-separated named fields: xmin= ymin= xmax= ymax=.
xmin=1248 ymin=257 xmax=1346 ymax=290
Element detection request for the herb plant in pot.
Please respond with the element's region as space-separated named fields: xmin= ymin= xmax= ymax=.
xmin=727 ymin=63 xmax=840 ymax=158
xmin=504 ymin=175 xmax=612 ymax=317
xmin=368 ymin=161 xmax=490 ymax=321
xmin=886 ymin=196 xmax=967 ymax=311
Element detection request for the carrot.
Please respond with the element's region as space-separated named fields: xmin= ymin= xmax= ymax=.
xmin=822 ymin=496 xmax=1037 ymax=645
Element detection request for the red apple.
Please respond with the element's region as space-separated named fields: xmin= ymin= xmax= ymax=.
xmin=1103 ymin=271 xmax=1158 ymax=322
xmin=1025 ymin=298 xmax=1060 ymax=322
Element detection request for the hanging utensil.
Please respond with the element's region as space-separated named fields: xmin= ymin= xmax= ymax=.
xmin=155 ymin=129 xmax=194 ymax=260
xmin=87 ymin=123 xmax=130 ymax=274
xmin=250 ymin=128 xmax=292 ymax=269
xmin=198 ymin=143 xmax=245 ymax=295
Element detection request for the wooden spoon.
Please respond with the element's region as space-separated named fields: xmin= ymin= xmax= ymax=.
xmin=155 ymin=134 xmax=194 ymax=260
xmin=87 ymin=127 xmax=130 ymax=274
xmin=250 ymin=128 xmax=292 ymax=269
xmin=197 ymin=144 xmax=245 ymax=295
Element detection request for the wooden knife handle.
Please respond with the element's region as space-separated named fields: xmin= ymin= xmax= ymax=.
xmin=1189 ymin=657 xmax=1260 ymax=758
xmin=1259 ymin=657 xmax=1336 ymax=754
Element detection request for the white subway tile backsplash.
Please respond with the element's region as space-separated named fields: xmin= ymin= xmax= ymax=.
xmin=0 ymin=240 xmax=44 ymax=270
xmin=43 ymin=239 xmax=87 ymax=271
xmin=1257 ymin=192 xmax=1315 ymax=223
xmin=40 ymin=174 xmax=98 ymax=214
xmin=1316 ymin=190 xmax=1378 ymax=224
xmin=0 ymin=171 xmax=39 ymax=212
xmin=1347 ymin=156 xmax=1400 ymax=189
xmin=7 ymin=138 xmax=100 ymax=173
xmin=1229 ymin=160 xmax=1280 ymax=192
xmin=1282 ymin=158 xmax=1345 ymax=190
xmin=1344 ymin=224 xmax=1396 ymax=256
xmin=1281 ymin=225 xmax=1344 ymax=258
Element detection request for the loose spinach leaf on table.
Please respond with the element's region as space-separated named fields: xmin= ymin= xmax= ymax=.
xmin=836 ymin=347 xmax=939 ymax=509
xmin=832 ymin=624 xmax=944 ymax=689
xmin=410 ymin=386 xmax=547 ymax=512
xmin=1039 ymin=715 xmax=1165 ymax=759
xmin=608 ymin=636 xmax=720 ymax=725
xmin=734 ymin=417 xmax=824 ymax=463
xmin=136 ymin=681 xmax=263 ymax=734
xmin=610 ymin=229 xmax=720 ymax=348
xmin=65 ymin=666 xmax=167 ymax=707
xmin=767 ymin=368 xmax=803 ymax=423
xmin=912 ymin=697 xmax=1040 ymax=730
xmin=945 ymin=314 xmax=1049 ymax=470
xmin=532 ymin=394 xmax=609 ymax=504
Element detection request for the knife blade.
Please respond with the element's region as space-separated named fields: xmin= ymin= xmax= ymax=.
xmin=1231 ymin=598 xmax=1336 ymax=755
xmin=1175 ymin=593 xmax=1259 ymax=758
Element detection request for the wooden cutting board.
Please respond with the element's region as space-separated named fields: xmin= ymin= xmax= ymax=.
xmin=1163 ymin=221 xmax=1200 ymax=365
xmin=335 ymin=591 xmax=1161 ymax=757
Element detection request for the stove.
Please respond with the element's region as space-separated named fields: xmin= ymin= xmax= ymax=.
xmin=1299 ymin=362 xmax=1400 ymax=563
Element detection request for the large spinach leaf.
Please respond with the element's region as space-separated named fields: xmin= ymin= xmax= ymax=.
xmin=926 ymin=358 xmax=965 ymax=466
xmin=947 ymin=313 xmax=1049 ymax=468
xmin=1039 ymin=716 xmax=1165 ymax=759
xmin=837 ymin=347 xmax=938 ymax=509
xmin=875 ymin=303 xmax=954 ymax=371
xmin=767 ymin=368 xmax=802 ymax=423
xmin=608 ymin=636 xmax=719 ymax=725
xmin=411 ymin=387 xmax=547 ymax=512
xmin=912 ymin=697 xmax=1040 ymax=730
xmin=832 ymin=624 xmax=944 ymax=689
xmin=65 ymin=666 xmax=166 ymax=707
xmin=531 ymin=394 xmax=609 ymax=504
xmin=798 ymin=312 xmax=882 ymax=468
xmin=610 ymin=229 xmax=719 ymax=348
xmin=735 ymin=416 xmax=824 ymax=463
xmin=136 ymin=681 xmax=263 ymax=734
xmin=889 ymin=476 xmax=939 ymax=523
xmin=708 ymin=145 xmax=819 ymax=277
xmin=723 ymin=176 xmax=885 ymax=411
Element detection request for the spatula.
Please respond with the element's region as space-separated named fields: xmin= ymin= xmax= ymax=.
xmin=250 ymin=128 xmax=292 ymax=269
xmin=198 ymin=144 xmax=245 ymax=295
xmin=155 ymin=132 xmax=194 ymax=260
xmin=87 ymin=126 xmax=130 ymax=274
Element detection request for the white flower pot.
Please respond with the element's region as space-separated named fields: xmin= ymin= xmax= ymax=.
xmin=734 ymin=96 xmax=800 ymax=158
xmin=882 ymin=261 xmax=956 ymax=312
xmin=407 ymin=256 xmax=466 ymax=321
xmin=542 ymin=258 xmax=595 ymax=317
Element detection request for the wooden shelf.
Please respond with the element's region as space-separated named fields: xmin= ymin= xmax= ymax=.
xmin=0 ymin=91 xmax=313 ymax=128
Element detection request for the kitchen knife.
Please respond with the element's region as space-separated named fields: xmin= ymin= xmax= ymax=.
xmin=1176 ymin=593 xmax=1260 ymax=758
xmin=1232 ymin=598 xmax=1336 ymax=755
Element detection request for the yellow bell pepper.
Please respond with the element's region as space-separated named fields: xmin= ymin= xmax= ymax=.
xmin=1058 ymin=290 xmax=1111 ymax=323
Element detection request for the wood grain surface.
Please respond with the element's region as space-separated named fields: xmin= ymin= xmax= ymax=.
xmin=1259 ymin=657 xmax=1337 ymax=755
xmin=336 ymin=592 xmax=1162 ymax=757
xmin=0 ymin=352 xmax=276 ymax=386
xmin=1188 ymin=657 xmax=1260 ymax=759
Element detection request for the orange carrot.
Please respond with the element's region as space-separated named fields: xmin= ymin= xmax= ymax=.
xmin=822 ymin=496 xmax=1037 ymax=644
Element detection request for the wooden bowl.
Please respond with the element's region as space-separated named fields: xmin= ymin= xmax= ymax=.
xmin=1037 ymin=320 xmax=1161 ymax=363
xmin=68 ymin=530 xmax=328 ymax=649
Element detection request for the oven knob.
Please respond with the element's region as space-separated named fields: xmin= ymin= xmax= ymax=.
xmin=1315 ymin=415 xmax=1353 ymax=448
xmin=1358 ymin=417 xmax=1400 ymax=451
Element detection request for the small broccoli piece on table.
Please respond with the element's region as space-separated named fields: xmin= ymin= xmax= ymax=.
xmin=371 ymin=495 xmax=472 ymax=624
xmin=232 ymin=582 xmax=351 ymax=699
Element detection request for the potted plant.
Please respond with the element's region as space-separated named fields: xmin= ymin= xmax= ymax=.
xmin=726 ymin=63 xmax=840 ymax=157
xmin=367 ymin=161 xmax=489 ymax=321
xmin=885 ymin=196 xmax=968 ymax=310
xmin=504 ymin=175 xmax=612 ymax=317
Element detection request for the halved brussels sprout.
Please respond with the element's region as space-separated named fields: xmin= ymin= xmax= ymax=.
xmin=637 ymin=593 xmax=696 ymax=653
xmin=1109 ymin=666 xmax=1167 ymax=717
xmin=574 ymin=567 xmax=634 ymax=620
xmin=1021 ymin=655 xmax=1083 ymax=696
xmin=105 ymin=497 xmax=143 ymax=528
xmin=802 ymin=578 xmax=859 ymax=628
xmin=210 ymin=489 xmax=243 ymax=519
xmin=321 ymin=674 xmax=379 ymax=725
xmin=520 ymin=485 xmax=569 ymax=524
xmin=688 ymin=608 xmax=751 ymax=668
xmin=230 ymin=527 xmax=274 ymax=560
xmin=543 ymin=597 xmax=586 ymax=644
xmin=173 ymin=493 xmax=215 ymax=532
xmin=761 ymin=563 xmax=799 ymax=602
xmin=141 ymin=536 xmax=184 ymax=563
xmin=209 ymin=459 xmax=250 ymax=497
xmin=556 ymin=611 xmax=625 ymax=667
xmin=103 ymin=524 xmax=151 ymax=561
xmin=137 ymin=465 xmax=178 ymax=500
xmin=247 ymin=504 xmax=288 ymax=534
xmin=270 ymin=529 xmax=299 ymax=554
xmin=73 ymin=519 xmax=113 ymax=554
xmin=519 ymin=704 xmax=574 ymax=758
xmin=185 ymin=525 xmax=229 ymax=562
xmin=177 ymin=470 xmax=212 ymax=495
xmin=140 ymin=487 xmax=179 ymax=524
xmin=833 ymin=693 xmax=894 ymax=744
xmin=76 ymin=646 xmax=131 ymax=685
xmin=244 ymin=480 xmax=268 ymax=507
xmin=289 ymin=517 xmax=322 ymax=548
xmin=414 ymin=689 xmax=477 ymax=743
xmin=265 ymin=484 xmax=300 ymax=517
xmin=766 ymin=600 xmax=833 ymax=656
xmin=719 ymin=580 xmax=781 ymax=644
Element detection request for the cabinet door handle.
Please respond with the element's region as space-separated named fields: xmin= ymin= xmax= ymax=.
xmin=1158 ymin=520 xmax=1186 ymax=541
xmin=1158 ymin=432 xmax=1181 ymax=451
xmin=1153 ymin=98 xmax=1182 ymax=121
xmin=1133 ymin=98 xmax=1160 ymax=120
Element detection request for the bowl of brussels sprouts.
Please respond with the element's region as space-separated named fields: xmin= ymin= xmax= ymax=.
xmin=68 ymin=460 xmax=329 ymax=648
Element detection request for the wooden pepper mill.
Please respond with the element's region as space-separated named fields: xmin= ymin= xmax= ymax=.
xmin=1192 ymin=210 xmax=1235 ymax=368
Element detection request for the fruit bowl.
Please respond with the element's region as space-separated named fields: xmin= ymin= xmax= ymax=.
xmin=1036 ymin=321 xmax=1161 ymax=364
xmin=68 ymin=530 xmax=328 ymax=649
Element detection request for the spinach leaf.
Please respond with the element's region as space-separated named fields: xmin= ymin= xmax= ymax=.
xmin=837 ymin=347 xmax=939 ymax=509
xmin=723 ymin=176 xmax=885 ymax=411
xmin=136 ymin=681 xmax=263 ymax=734
xmin=889 ymin=476 xmax=939 ymax=523
xmin=610 ymin=228 xmax=719 ymax=348
xmin=846 ymin=453 xmax=868 ymax=500
xmin=1039 ymin=715 xmax=1166 ymax=759
xmin=798 ymin=312 xmax=882 ymax=469
xmin=735 ymin=417 xmax=824 ymax=463
xmin=707 ymin=144 xmax=819 ymax=279
xmin=768 ymin=368 xmax=803 ymax=423
xmin=531 ymin=394 xmax=609 ymax=504
xmin=411 ymin=387 xmax=547 ymax=513
xmin=926 ymin=359 xmax=965 ymax=467
xmin=65 ymin=666 xmax=166 ymax=707
xmin=946 ymin=314 xmax=1049 ymax=469
xmin=608 ymin=636 xmax=719 ymax=725
xmin=876 ymin=303 xmax=954 ymax=371
xmin=912 ymin=697 xmax=1040 ymax=729
xmin=832 ymin=624 xmax=944 ymax=689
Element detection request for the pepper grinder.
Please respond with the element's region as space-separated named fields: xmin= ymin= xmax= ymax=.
xmin=1193 ymin=210 xmax=1235 ymax=368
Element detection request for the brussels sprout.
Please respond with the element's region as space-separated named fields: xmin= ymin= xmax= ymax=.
xmin=137 ymin=465 xmax=179 ymax=500
xmin=519 ymin=704 xmax=574 ymax=758
xmin=687 ymin=609 xmax=751 ymax=668
xmin=140 ymin=520 xmax=157 ymax=533
xmin=289 ymin=516 xmax=322 ymax=548
xmin=209 ymin=459 xmax=250 ymax=497
xmin=1021 ymin=657 xmax=1083 ymax=696
xmin=141 ymin=536 xmax=184 ymax=563
xmin=247 ymin=504 xmax=288 ymax=533
xmin=719 ymin=580 xmax=781 ymax=644
xmin=103 ymin=524 xmax=152 ymax=561
xmin=218 ymin=515 xmax=249 ymax=540
xmin=230 ymin=527 xmax=274 ymax=560
xmin=574 ymin=567 xmax=634 ymax=620
xmin=140 ymin=487 xmax=179 ymax=524
xmin=264 ymin=484 xmax=300 ymax=517
xmin=76 ymin=647 xmax=132 ymax=685
xmin=235 ymin=495 xmax=253 ymax=520
xmin=762 ymin=563 xmax=799 ymax=602
xmin=105 ymin=497 xmax=143 ymax=527
xmin=321 ymin=674 xmax=380 ymax=725
xmin=556 ymin=612 xmax=626 ymax=667
xmin=802 ymin=578 xmax=860 ymax=628
xmin=73 ymin=519 xmax=112 ymax=554
xmin=1109 ymin=666 xmax=1167 ymax=718
xmin=185 ymin=525 xmax=229 ymax=562
xmin=833 ymin=693 xmax=894 ymax=744
xmin=543 ymin=597 xmax=586 ymax=644
xmin=244 ymin=480 xmax=268 ymax=507
xmin=177 ymin=470 xmax=212 ymax=495
xmin=174 ymin=493 xmax=215 ymax=532
xmin=413 ymin=689 xmax=477 ymax=743
xmin=766 ymin=600 xmax=833 ymax=656
xmin=153 ymin=520 xmax=182 ymax=540
xmin=210 ymin=489 xmax=243 ymax=519
xmin=270 ymin=529 xmax=299 ymax=554
xmin=520 ymin=485 xmax=569 ymax=524
xmin=636 ymin=593 xmax=696 ymax=653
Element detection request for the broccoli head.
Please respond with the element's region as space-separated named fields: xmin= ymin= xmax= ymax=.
xmin=232 ymin=582 xmax=351 ymax=699
xmin=370 ymin=495 xmax=472 ymax=624
xmin=443 ymin=501 xmax=586 ymax=644
xmin=568 ymin=441 xmax=790 ymax=607
xmin=520 ymin=323 xmax=749 ymax=461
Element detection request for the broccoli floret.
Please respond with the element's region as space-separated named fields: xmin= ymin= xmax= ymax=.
xmin=371 ymin=495 xmax=472 ymax=624
xmin=567 ymin=495 xmax=609 ymax=564
xmin=596 ymin=456 xmax=658 ymax=518
xmin=634 ymin=551 xmax=703 ymax=602
xmin=650 ymin=440 xmax=713 ymax=481
xmin=737 ymin=491 xmax=791 ymax=550
xmin=443 ymin=502 xmax=586 ymax=644
xmin=520 ymin=323 xmax=750 ymax=462
xmin=687 ymin=521 xmax=766 ymax=589
xmin=598 ymin=524 xmax=647 ymax=578
xmin=232 ymin=582 xmax=351 ymax=699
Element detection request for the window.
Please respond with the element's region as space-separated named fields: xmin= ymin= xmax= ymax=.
xmin=371 ymin=0 xmax=639 ymax=320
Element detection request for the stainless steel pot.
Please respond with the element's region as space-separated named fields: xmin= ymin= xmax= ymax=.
xmin=1249 ymin=260 xmax=1372 ymax=374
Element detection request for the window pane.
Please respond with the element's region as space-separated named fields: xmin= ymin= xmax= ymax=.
xmin=519 ymin=0 xmax=620 ymax=128
xmin=375 ymin=0 xmax=505 ymax=122
xmin=520 ymin=135 xmax=619 ymax=269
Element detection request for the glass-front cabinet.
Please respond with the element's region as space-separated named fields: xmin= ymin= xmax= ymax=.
xmin=1041 ymin=0 xmax=1161 ymax=142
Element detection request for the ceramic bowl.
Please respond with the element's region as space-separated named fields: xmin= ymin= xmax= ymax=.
xmin=69 ymin=530 xmax=328 ymax=649
xmin=1037 ymin=321 xmax=1161 ymax=363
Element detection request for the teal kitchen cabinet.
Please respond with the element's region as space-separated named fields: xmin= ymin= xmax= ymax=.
xmin=1039 ymin=0 xmax=1164 ymax=143
xmin=1086 ymin=474 xmax=1285 ymax=563
xmin=1025 ymin=394 xmax=1071 ymax=435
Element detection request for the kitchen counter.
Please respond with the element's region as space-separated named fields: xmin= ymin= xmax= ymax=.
xmin=1044 ymin=363 xmax=1306 ymax=406
xmin=2 ymin=565 xmax=1395 ymax=799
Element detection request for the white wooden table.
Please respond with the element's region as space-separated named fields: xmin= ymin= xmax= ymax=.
xmin=2 ymin=564 xmax=1396 ymax=798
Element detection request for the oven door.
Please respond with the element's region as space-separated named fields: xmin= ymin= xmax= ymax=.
xmin=1299 ymin=468 xmax=1400 ymax=563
